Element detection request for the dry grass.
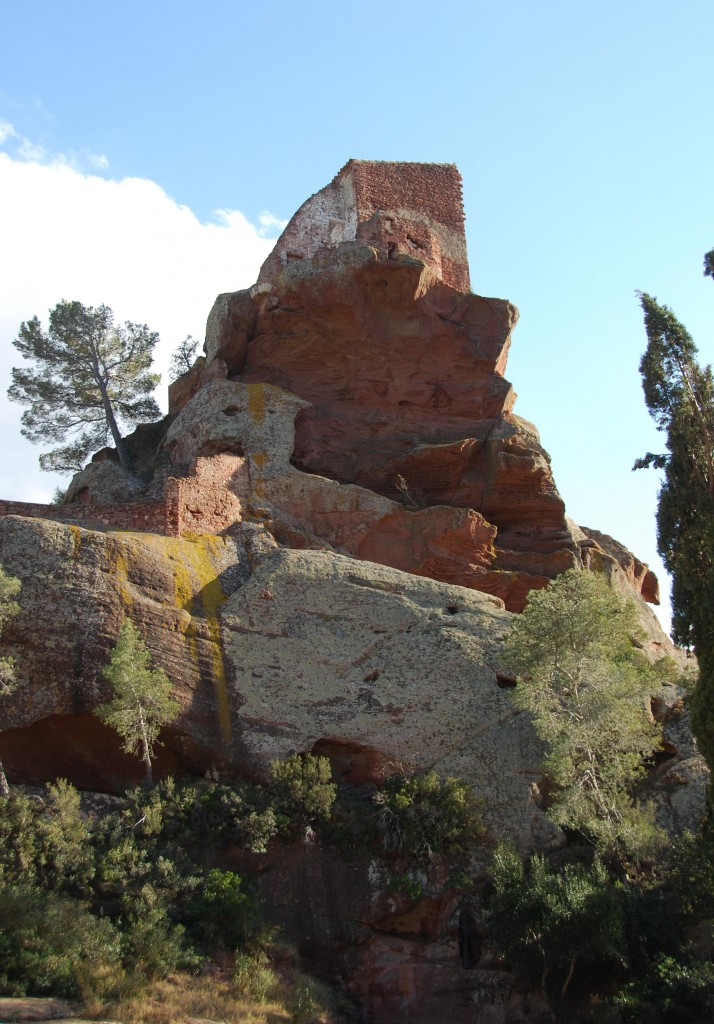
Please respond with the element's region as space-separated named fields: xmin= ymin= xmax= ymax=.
xmin=89 ymin=971 xmax=292 ymax=1024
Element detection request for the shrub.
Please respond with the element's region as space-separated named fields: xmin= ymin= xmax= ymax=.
xmin=502 ymin=568 xmax=667 ymax=864
xmin=488 ymin=844 xmax=626 ymax=1010
xmin=374 ymin=769 xmax=484 ymax=862
xmin=233 ymin=948 xmax=280 ymax=1002
xmin=270 ymin=753 xmax=337 ymax=831
xmin=184 ymin=868 xmax=259 ymax=952
xmin=0 ymin=885 xmax=122 ymax=998
xmin=0 ymin=782 xmax=94 ymax=894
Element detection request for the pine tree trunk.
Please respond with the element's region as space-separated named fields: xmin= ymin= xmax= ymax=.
xmin=138 ymin=711 xmax=154 ymax=788
xmin=102 ymin=393 xmax=131 ymax=471
xmin=0 ymin=754 xmax=10 ymax=797
xmin=143 ymin=745 xmax=154 ymax=788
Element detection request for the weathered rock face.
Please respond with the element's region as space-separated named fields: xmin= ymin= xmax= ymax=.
xmin=0 ymin=514 xmax=561 ymax=849
xmin=181 ymin=248 xmax=579 ymax=610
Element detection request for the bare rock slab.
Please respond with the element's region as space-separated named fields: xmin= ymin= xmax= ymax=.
xmin=221 ymin=548 xmax=558 ymax=849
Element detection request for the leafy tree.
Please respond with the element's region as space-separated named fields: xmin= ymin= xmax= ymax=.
xmin=488 ymin=843 xmax=625 ymax=1020
xmin=169 ymin=334 xmax=199 ymax=379
xmin=502 ymin=569 xmax=664 ymax=861
xmin=0 ymin=565 xmax=21 ymax=798
xmin=8 ymin=300 xmax=161 ymax=474
xmin=95 ymin=619 xmax=179 ymax=787
xmin=634 ymin=264 xmax=714 ymax=778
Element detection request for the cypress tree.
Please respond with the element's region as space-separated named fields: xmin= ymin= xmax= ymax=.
xmin=635 ymin=257 xmax=714 ymax=776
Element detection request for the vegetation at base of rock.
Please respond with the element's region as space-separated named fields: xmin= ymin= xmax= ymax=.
xmin=0 ymin=563 xmax=21 ymax=798
xmin=0 ymin=763 xmax=400 ymax=1006
xmin=374 ymin=767 xmax=485 ymax=862
xmin=488 ymin=843 xmax=626 ymax=1015
xmin=634 ymin=261 xmax=714 ymax=783
xmin=502 ymin=569 xmax=667 ymax=863
xmin=7 ymin=299 xmax=161 ymax=473
xmin=1 ymin=766 xmax=713 ymax=1020
xmin=487 ymin=828 xmax=714 ymax=1023
xmin=95 ymin=618 xmax=180 ymax=787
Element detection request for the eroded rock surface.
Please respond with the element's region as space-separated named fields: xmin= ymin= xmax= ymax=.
xmin=0 ymin=515 xmax=563 ymax=848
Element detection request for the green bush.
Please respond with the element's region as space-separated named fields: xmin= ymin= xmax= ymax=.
xmin=488 ymin=844 xmax=626 ymax=1010
xmin=233 ymin=947 xmax=280 ymax=1002
xmin=374 ymin=769 xmax=484 ymax=862
xmin=0 ymin=885 xmax=122 ymax=998
xmin=184 ymin=868 xmax=259 ymax=952
xmin=270 ymin=753 xmax=337 ymax=831
xmin=612 ymin=954 xmax=714 ymax=1023
xmin=0 ymin=782 xmax=94 ymax=894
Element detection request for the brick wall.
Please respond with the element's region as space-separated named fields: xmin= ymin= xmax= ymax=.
xmin=347 ymin=160 xmax=466 ymax=231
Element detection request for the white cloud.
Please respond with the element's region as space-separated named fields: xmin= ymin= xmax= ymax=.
xmin=87 ymin=151 xmax=109 ymax=170
xmin=258 ymin=210 xmax=289 ymax=236
xmin=0 ymin=150 xmax=277 ymax=501
xmin=0 ymin=121 xmax=16 ymax=145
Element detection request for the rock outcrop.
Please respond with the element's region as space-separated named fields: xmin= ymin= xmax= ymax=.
xmin=0 ymin=159 xmax=706 ymax=1024
xmin=0 ymin=159 xmax=693 ymax=809
xmin=0 ymin=514 xmax=560 ymax=849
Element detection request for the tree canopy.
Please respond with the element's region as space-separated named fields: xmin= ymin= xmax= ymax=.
xmin=8 ymin=300 xmax=162 ymax=474
xmin=169 ymin=335 xmax=199 ymax=379
xmin=95 ymin=619 xmax=179 ymax=787
xmin=502 ymin=569 xmax=664 ymax=861
xmin=635 ymin=256 xmax=714 ymax=776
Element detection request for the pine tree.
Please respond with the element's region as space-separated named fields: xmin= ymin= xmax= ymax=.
xmin=635 ymin=259 xmax=714 ymax=777
xmin=169 ymin=335 xmax=199 ymax=379
xmin=96 ymin=620 xmax=179 ymax=787
xmin=8 ymin=300 xmax=161 ymax=474
xmin=502 ymin=569 xmax=664 ymax=860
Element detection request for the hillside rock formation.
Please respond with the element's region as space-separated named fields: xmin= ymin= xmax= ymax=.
xmin=0 ymin=159 xmax=697 ymax=813
xmin=0 ymin=159 xmax=705 ymax=1024
xmin=0 ymin=514 xmax=559 ymax=850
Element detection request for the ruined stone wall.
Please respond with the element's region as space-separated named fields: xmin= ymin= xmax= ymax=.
xmin=349 ymin=160 xmax=466 ymax=230
xmin=0 ymin=497 xmax=175 ymax=535
xmin=258 ymin=160 xmax=471 ymax=292
xmin=0 ymin=458 xmax=245 ymax=539
xmin=257 ymin=176 xmax=348 ymax=285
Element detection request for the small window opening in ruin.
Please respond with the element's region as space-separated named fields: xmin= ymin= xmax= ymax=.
xmin=387 ymin=242 xmax=397 ymax=259
xmin=286 ymin=251 xmax=304 ymax=262
xmin=384 ymin=218 xmax=394 ymax=232
xmin=407 ymin=235 xmax=425 ymax=251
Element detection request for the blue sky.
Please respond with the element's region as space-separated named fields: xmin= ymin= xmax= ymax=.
xmin=1 ymin=0 xmax=712 ymax=630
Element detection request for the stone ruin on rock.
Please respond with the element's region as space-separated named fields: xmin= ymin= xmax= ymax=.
xmin=0 ymin=160 xmax=662 ymax=619
xmin=257 ymin=159 xmax=471 ymax=292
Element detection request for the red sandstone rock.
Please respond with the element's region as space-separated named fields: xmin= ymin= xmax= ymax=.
xmin=199 ymin=237 xmax=581 ymax=608
xmin=167 ymin=355 xmax=205 ymax=416
xmin=580 ymin=525 xmax=661 ymax=604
